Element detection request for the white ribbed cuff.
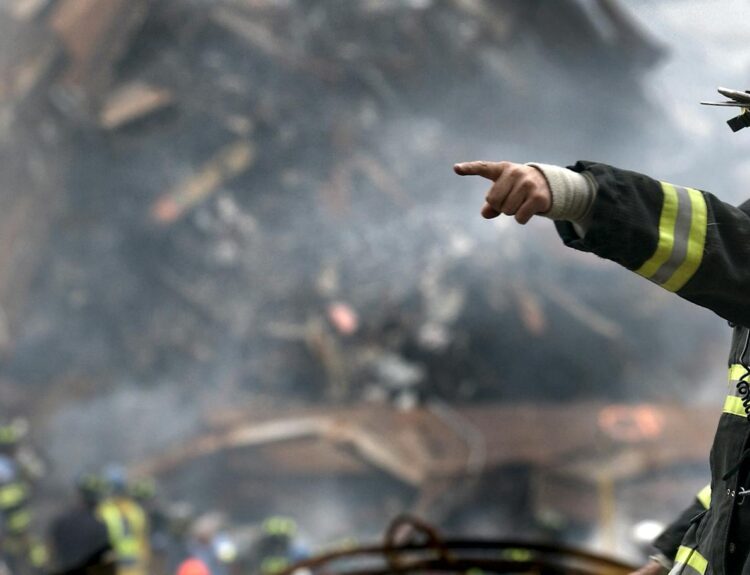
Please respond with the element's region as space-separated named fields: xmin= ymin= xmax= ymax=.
xmin=526 ymin=163 xmax=597 ymax=223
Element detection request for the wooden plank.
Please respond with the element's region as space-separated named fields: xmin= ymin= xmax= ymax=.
xmin=151 ymin=140 xmax=256 ymax=224
xmin=49 ymin=0 xmax=150 ymax=91
xmin=99 ymin=82 xmax=173 ymax=130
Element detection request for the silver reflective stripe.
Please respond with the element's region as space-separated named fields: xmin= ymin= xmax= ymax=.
xmin=650 ymin=185 xmax=694 ymax=285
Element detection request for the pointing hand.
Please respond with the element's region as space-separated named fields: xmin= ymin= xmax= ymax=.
xmin=454 ymin=161 xmax=552 ymax=224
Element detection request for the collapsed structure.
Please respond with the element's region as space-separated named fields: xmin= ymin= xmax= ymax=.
xmin=0 ymin=0 xmax=721 ymax=560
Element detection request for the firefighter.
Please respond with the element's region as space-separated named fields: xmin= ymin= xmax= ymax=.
xmin=0 ymin=420 xmax=47 ymax=575
xmin=129 ymin=476 xmax=169 ymax=575
xmin=453 ymin=156 xmax=750 ymax=575
xmin=253 ymin=516 xmax=306 ymax=575
xmin=98 ymin=466 xmax=150 ymax=575
xmin=48 ymin=473 xmax=113 ymax=575
xmin=184 ymin=512 xmax=236 ymax=575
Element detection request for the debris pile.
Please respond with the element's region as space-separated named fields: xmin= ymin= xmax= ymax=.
xmin=0 ymin=0 xmax=718 ymax=469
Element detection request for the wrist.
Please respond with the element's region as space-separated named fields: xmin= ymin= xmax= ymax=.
xmin=526 ymin=162 xmax=596 ymax=223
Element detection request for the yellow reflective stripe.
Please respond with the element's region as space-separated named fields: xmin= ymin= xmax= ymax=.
xmin=662 ymin=187 xmax=707 ymax=292
xmin=115 ymin=537 xmax=141 ymax=558
xmin=674 ymin=546 xmax=708 ymax=575
xmin=0 ymin=483 xmax=27 ymax=508
xmin=636 ymin=183 xmax=707 ymax=292
xmin=98 ymin=502 xmax=123 ymax=537
xmin=7 ymin=509 xmax=31 ymax=532
xmin=29 ymin=542 xmax=48 ymax=567
xmin=636 ymin=182 xmax=679 ymax=278
xmin=724 ymin=395 xmax=747 ymax=417
xmin=730 ymin=364 xmax=748 ymax=381
xmin=97 ymin=500 xmax=144 ymax=561
xmin=261 ymin=557 xmax=289 ymax=575
xmin=697 ymin=484 xmax=711 ymax=509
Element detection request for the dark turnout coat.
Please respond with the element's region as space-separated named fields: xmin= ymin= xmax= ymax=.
xmin=555 ymin=162 xmax=750 ymax=575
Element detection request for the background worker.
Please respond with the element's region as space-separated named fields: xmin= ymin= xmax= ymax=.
xmin=0 ymin=419 xmax=47 ymax=575
xmin=98 ymin=465 xmax=150 ymax=575
xmin=48 ymin=473 xmax=113 ymax=575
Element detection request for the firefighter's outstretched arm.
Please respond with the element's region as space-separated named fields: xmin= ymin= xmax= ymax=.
xmin=455 ymin=159 xmax=750 ymax=327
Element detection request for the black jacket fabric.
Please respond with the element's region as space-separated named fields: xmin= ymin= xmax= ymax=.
xmin=49 ymin=503 xmax=111 ymax=574
xmin=555 ymin=162 xmax=750 ymax=575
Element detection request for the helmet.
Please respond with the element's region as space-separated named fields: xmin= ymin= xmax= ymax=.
xmin=102 ymin=464 xmax=128 ymax=495
xmin=76 ymin=472 xmax=107 ymax=505
xmin=129 ymin=476 xmax=157 ymax=502
xmin=176 ymin=558 xmax=211 ymax=575
xmin=0 ymin=418 xmax=28 ymax=449
xmin=262 ymin=516 xmax=297 ymax=537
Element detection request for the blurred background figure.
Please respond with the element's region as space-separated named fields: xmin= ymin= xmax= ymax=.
xmin=129 ymin=476 xmax=169 ymax=575
xmin=48 ymin=472 xmax=113 ymax=575
xmin=97 ymin=465 xmax=150 ymax=575
xmin=252 ymin=516 xmax=308 ymax=575
xmin=177 ymin=512 xmax=236 ymax=575
xmin=162 ymin=503 xmax=195 ymax=575
xmin=0 ymin=419 xmax=47 ymax=575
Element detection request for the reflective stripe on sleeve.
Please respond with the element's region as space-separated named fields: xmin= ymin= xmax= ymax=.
xmin=0 ymin=482 xmax=27 ymax=509
xmin=696 ymin=484 xmax=711 ymax=509
xmin=730 ymin=364 xmax=748 ymax=382
xmin=725 ymin=364 xmax=750 ymax=417
xmin=669 ymin=546 xmax=708 ymax=575
xmin=636 ymin=183 xmax=707 ymax=292
xmin=723 ymin=395 xmax=748 ymax=417
xmin=7 ymin=509 xmax=31 ymax=533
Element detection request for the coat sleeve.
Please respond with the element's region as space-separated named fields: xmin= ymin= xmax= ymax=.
xmin=555 ymin=162 xmax=750 ymax=327
xmin=652 ymin=484 xmax=711 ymax=562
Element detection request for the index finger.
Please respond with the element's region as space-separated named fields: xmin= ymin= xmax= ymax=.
xmin=453 ymin=161 xmax=509 ymax=181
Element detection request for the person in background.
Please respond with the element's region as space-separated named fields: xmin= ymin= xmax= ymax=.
xmin=0 ymin=419 xmax=47 ymax=575
xmin=183 ymin=512 xmax=236 ymax=575
xmin=130 ymin=476 xmax=170 ymax=575
xmin=253 ymin=516 xmax=307 ymax=575
xmin=98 ymin=465 xmax=150 ymax=575
xmin=48 ymin=473 xmax=113 ymax=575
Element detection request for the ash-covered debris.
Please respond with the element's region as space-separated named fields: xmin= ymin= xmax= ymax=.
xmin=0 ymin=0 xmax=719 ymax=439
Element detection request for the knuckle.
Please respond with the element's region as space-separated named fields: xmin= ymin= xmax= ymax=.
xmin=530 ymin=189 xmax=545 ymax=201
xmin=490 ymin=181 xmax=505 ymax=195
xmin=519 ymin=179 xmax=534 ymax=193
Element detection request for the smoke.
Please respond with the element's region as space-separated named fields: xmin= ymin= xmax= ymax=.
xmin=3 ymin=0 xmax=749 ymax=557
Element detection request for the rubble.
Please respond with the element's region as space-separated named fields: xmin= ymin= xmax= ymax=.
xmin=135 ymin=401 xmax=716 ymax=544
xmin=0 ymin=0 xmax=724 ymax=555
xmin=48 ymin=0 xmax=150 ymax=96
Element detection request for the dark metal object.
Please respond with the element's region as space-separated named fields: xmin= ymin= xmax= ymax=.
xmin=701 ymin=87 xmax=750 ymax=132
xmin=279 ymin=515 xmax=636 ymax=575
